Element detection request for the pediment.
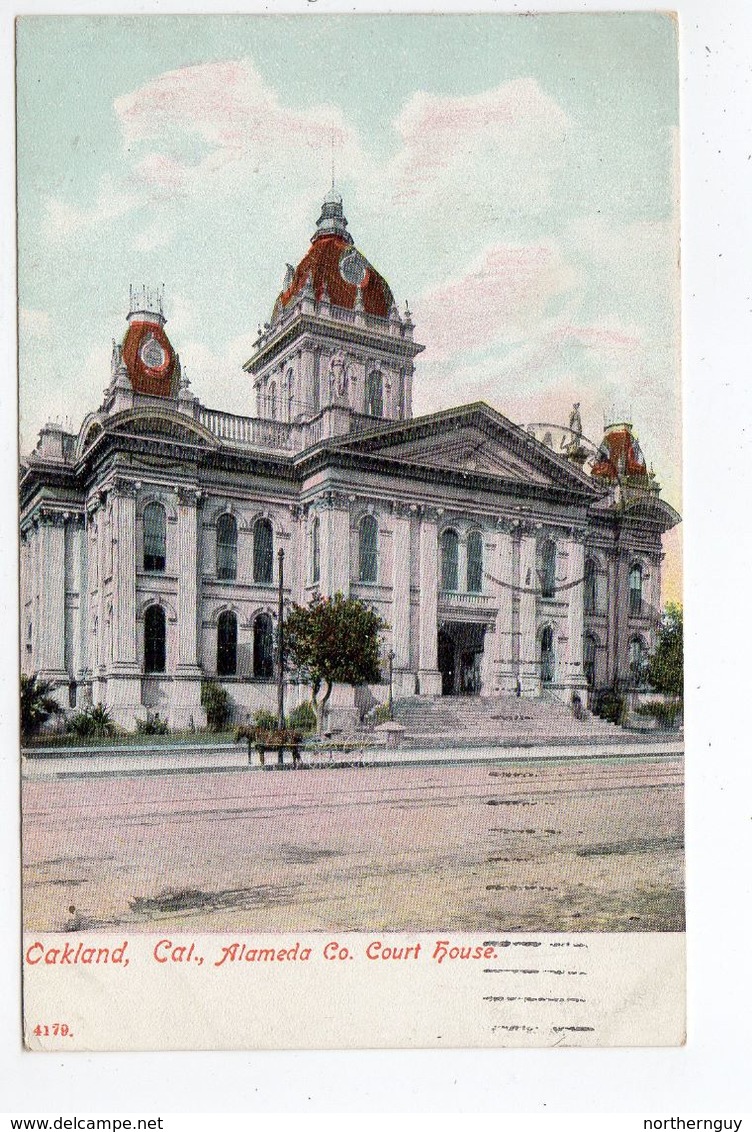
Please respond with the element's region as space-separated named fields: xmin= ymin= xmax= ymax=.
xmin=338 ymin=404 xmax=598 ymax=494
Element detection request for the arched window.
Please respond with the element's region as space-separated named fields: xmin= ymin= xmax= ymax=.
xmin=358 ymin=514 xmax=378 ymax=584
xmin=253 ymin=518 xmax=274 ymax=584
xmin=467 ymin=531 xmax=483 ymax=593
xmin=541 ymin=625 xmax=555 ymax=684
xmin=540 ymin=538 xmax=556 ymax=599
xmin=253 ymin=613 xmax=274 ymax=679
xmin=268 ymin=382 xmax=277 ymax=420
xmin=143 ymin=502 xmax=166 ymax=573
xmin=217 ymin=610 xmax=238 ymax=677
xmin=629 ymin=636 xmax=647 ymax=687
xmin=144 ymin=604 xmax=166 ymax=674
xmin=365 ymin=369 xmax=383 ymax=417
xmin=311 ymin=516 xmax=320 ymax=584
xmin=216 ymin=513 xmax=237 ymax=581
xmin=440 ymin=529 xmax=459 ymax=592
xmin=584 ymin=632 xmax=598 ymax=688
xmin=629 ymin=563 xmax=643 ymax=616
xmin=584 ymin=557 xmax=598 ymax=614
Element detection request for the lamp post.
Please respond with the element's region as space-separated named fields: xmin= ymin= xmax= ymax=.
xmin=277 ymin=547 xmax=285 ymax=730
xmin=387 ymin=648 xmax=395 ymax=721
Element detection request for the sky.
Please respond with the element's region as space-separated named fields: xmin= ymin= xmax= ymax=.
xmin=16 ymin=13 xmax=682 ymax=599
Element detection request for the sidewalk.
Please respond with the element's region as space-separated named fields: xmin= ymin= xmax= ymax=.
xmin=22 ymin=732 xmax=683 ymax=780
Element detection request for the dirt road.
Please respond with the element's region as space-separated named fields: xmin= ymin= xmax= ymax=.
xmin=22 ymin=755 xmax=684 ymax=933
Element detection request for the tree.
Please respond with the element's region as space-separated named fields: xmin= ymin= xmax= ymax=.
xmin=20 ymin=674 xmax=63 ymax=740
xmin=648 ymin=602 xmax=683 ymax=698
xmin=285 ymin=593 xmax=387 ymax=732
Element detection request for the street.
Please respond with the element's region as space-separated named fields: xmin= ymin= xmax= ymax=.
xmin=22 ymin=754 xmax=684 ymax=933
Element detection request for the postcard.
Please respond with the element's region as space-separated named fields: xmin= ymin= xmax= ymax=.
xmin=17 ymin=11 xmax=684 ymax=1050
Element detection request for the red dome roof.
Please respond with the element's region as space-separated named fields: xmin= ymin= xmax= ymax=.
xmin=277 ymin=192 xmax=395 ymax=319
xmin=591 ymin=423 xmax=648 ymax=482
xmin=122 ymin=313 xmax=178 ymax=398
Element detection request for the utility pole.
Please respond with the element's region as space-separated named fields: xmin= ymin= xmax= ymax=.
xmin=387 ymin=649 xmax=395 ymax=721
xmin=277 ymin=547 xmax=285 ymax=730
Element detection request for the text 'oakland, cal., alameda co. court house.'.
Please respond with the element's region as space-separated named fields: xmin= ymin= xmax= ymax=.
xmin=20 ymin=191 xmax=680 ymax=730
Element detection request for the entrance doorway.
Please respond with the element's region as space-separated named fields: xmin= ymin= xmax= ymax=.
xmin=437 ymin=622 xmax=486 ymax=695
xmin=438 ymin=631 xmax=455 ymax=696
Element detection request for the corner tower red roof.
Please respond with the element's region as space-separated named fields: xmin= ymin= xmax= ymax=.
xmin=591 ymin=421 xmax=648 ymax=483
xmin=121 ymin=287 xmax=178 ymax=398
xmin=276 ymin=191 xmax=395 ymax=320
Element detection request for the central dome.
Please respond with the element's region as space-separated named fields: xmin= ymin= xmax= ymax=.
xmin=276 ymin=192 xmax=395 ymax=319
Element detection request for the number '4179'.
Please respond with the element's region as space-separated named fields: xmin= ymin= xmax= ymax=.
xmin=33 ymin=1023 xmax=71 ymax=1037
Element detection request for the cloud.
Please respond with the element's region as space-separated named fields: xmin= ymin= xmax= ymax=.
xmin=115 ymin=58 xmax=362 ymax=196
xmin=41 ymin=173 xmax=144 ymax=243
xmin=389 ymin=77 xmax=569 ymax=207
xmin=414 ymin=240 xmax=578 ymax=362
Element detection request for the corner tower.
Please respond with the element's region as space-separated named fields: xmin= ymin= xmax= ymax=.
xmin=243 ymin=191 xmax=424 ymax=435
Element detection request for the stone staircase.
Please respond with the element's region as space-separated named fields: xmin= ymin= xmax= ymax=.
xmin=392 ymin=694 xmax=621 ymax=750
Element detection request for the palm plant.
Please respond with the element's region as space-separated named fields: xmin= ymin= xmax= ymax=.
xmin=20 ymin=674 xmax=63 ymax=740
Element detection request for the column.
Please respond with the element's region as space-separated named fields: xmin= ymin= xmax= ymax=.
xmin=96 ymin=497 xmax=108 ymax=679
xmin=171 ymin=487 xmax=205 ymax=729
xmin=105 ymin=480 xmax=142 ymax=727
xmin=320 ymin=492 xmax=350 ymax=596
xmin=76 ymin=515 xmax=89 ymax=683
xmin=176 ymin=487 xmax=202 ymax=672
xmin=518 ymin=528 xmax=539 ymax=695
xmin=613 ymin=550 xmax=631 ymax=687
xmin=37 ymin=510 xmax=67 ymax=682
xmin=563 ymin=531 xmax=586 ymax=689
xmin=330 ymin=496 xmax=350 ymax=596
xmin=417 ymin=507 xmax=441 ymax=695
xmin=111 ymin=480 xmax=138 ymax=670
xmin=493 ymin=521 xmax=516 ymax=692
xmin=391 ymin=505 xmax=412 ymax=695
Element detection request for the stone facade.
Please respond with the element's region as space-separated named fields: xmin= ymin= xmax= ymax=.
xmin=19 ymin=195 xmax=680 ymax=730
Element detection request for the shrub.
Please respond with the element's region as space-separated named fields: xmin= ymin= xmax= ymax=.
xmin=592 ymin=689 xmax=626 ymax=725
xmin=372 ymin=703 xmax=393 ymax=725
xmin=287 ymin=701 xmax=317 ymax=733
xmin=67 ymin=704 xmax=117 ymax=739
xmin=20 ymin=674 xmax=63 ymax=739
xmin=635 ymin=699 xmax=683 ymax=729
xmin=201 ymin=679 xmax=232 ymax=732
xmin=253 ymin=709 xmax=279 ymax=731
xmin=135 ymin=712 xmax=169 ymax=736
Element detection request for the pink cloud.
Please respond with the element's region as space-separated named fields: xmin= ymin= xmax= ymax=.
xmin=414 ymin=241 xmax=577 ymax=361
xmin=115 ymin=59 xmax=356 ymax=176
xmin=392 ymin=78 xmax=569 ymax=201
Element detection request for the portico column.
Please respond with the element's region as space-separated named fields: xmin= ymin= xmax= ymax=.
xmin=493 ymin=521 xmax=516 ymax=692
xmin=102 ymin=479 xmax=142 ymax=727
xmin=320 ymin=491 xmax=350 ymax=596
xmin=111 ymin=478 xmax=138 ymax=671
xmin=170 ymin=486 xmax=206 ymax=730
xmin=331 ymin=495 xmax=350 ymax=596
xmin=418 ymin=507 xmax=442 ymax=695
xmin=37 ymin=510 xmax=67 ymax=683
xmin=518 ymin=528 xmax=539 ymax=695
xmin=391 ymin=504 xmax=412 ymax=695
xmin=563 ymin=530 xmax=587 ymax=690
xmin=176 ymin=487 xmax=202 ymax=671
xmin=96 ymin=497 xmax=108 ymax=679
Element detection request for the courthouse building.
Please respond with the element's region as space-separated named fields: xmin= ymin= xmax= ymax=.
xmin=19 ymin=191 xmax=680 ymax=729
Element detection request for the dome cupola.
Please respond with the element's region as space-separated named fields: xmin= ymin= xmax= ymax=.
xmin=275 ymin=192 xmax=396 ymax=320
